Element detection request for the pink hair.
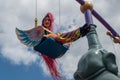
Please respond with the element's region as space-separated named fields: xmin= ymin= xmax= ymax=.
xmin=41 ymin=13 xmax=62 ymax=79
xmin=42 ymin=12 xmax=54 ymax=31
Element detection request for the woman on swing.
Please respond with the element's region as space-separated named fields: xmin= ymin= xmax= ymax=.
xmin=15 ymin=12 xmax=91 ymax=79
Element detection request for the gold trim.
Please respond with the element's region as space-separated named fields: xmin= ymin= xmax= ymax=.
xmin=80 ymin=1 xmax=93 ymax=13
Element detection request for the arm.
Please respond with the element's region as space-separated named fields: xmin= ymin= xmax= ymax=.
xmin=54 ymin=23 xmax=90 ymax=43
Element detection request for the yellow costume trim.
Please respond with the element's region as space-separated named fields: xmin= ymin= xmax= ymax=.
xmin=58 ymin=29 xmax=81 ymax=42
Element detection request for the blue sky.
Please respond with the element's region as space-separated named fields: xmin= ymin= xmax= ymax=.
xmin=0 ymin=56 xmax=44 ymax=80
xmin=0 ymin=53 xmax=68 ymax=80
xmin=0 ymin=0 xmax=120 ymax=80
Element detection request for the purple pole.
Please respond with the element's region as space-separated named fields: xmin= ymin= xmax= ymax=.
xmin=92 ymin=10 xmax=119 ymax=37
xmin=76 ymin=0 xmax=93 ymax=24
xmin=84 ymin=10 xmax=93 ymax=24
xmin=76 ymin=0 xmax=84 ymax=5
xmin=84 ymin=10 xmax=102 ymax=48
xmin=78 ymin=0 xmax=102 ymax=48
xmin=76 ymin=0 xmax=120 ymax=38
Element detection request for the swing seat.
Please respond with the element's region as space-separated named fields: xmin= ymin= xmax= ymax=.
xmin=34 ymin=37 xmax=68 ymax=59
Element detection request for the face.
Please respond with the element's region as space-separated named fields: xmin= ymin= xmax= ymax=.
xmin=42 ymin=16 xmax=51 ymax=29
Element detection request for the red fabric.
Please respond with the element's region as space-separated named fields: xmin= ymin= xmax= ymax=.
xmin=40 ymin=54 xmax=62 ymax=79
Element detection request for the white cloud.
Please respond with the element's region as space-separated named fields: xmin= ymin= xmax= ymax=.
xmin=0 ymin=0 xmax=120 ymax=79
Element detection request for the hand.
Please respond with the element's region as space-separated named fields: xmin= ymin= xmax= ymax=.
xmin=80 ymin=23 xmax=97 ymax=37
xmin=80 ymin=23 xmax=91 ymax=37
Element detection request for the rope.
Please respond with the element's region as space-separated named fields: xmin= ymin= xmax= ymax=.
xmin=109 ymin=35 xmax=120 ymax=67
xmin=35 ymin=0 xmax=38 ymax=27
xmin=110 ymin=36 xmax=117 ymax=54
xmin=59 ymin=0 xmax=61 ymax=27
xmin=35 ymin=0 xmax=38 ymax=18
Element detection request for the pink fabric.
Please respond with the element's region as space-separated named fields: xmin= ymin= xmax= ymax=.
xmin=40 ymin=54 xmax=62 ymax=79
xmin=41 ymin=12 xmax=62 ymax=79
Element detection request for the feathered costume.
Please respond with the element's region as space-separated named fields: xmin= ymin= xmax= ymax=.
xmin=16 ymin=12 xmax=90 ymax=79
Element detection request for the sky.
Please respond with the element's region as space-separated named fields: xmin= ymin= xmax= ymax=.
xmin=0 ymin=0 xmax=120 ymax=80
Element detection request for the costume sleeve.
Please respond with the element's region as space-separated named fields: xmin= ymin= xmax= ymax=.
xmin=54 ymin=24 xmax=91 ymax=43
xmin=55 ymin=28 xmax=81 ymax=43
